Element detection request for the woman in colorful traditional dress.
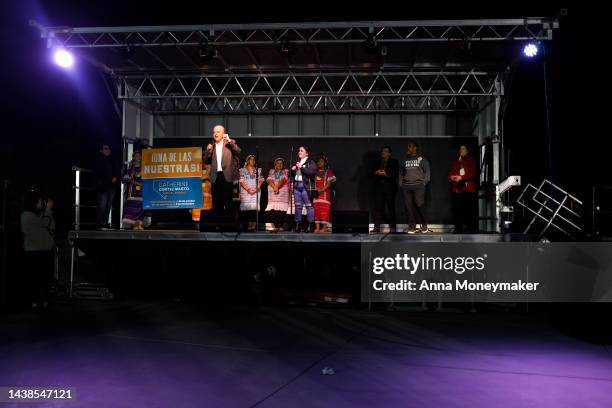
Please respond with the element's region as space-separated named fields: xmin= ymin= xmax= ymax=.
xmin=191 ymin=163 xmax=213 ymax=223
xmin=313 ymin=155 xmax=336 ymax=233
xmin=265 ymin=158 xmax=289 ymax=232
xmin=239 ymin=154 xmax=264 ymax=232
xmin=122 ymin=150 xmax=144 ymax=230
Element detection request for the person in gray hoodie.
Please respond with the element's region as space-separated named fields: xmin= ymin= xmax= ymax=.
xmin=20 ymin=190 xmax=55 ymax=308
xmin=400 ymin=141 xmax=430 ymax=233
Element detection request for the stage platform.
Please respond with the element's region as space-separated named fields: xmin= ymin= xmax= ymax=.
xmin=68 ymin=230 xmax=533 ymax=243
xmin=64 ymin=230 xmax=534 ymax=297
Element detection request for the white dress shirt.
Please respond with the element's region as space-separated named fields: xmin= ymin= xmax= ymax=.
xmin=215 ymin=141 xmax=224 ymax=172
xmin=295 ymin=157 xmax=308 ymax=182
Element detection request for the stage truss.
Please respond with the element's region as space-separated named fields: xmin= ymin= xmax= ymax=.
xmin=32 ymin=18 xmax=558 ymax=113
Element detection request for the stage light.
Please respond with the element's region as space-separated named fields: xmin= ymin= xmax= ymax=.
xmin=523 ymin=43 xmax=538 ymax=58
xmin=459 ymin=39 xmax=471 ymax=53
xmin=53 ymin=48 xmax=74 ymax=68
xmin=279 ymin=41 xmax=295 ymax=59
xmin=120 ymin=44 xmax=135 ymax=60
xmin=361 ymin=37 xmax=379 ymax=55
xmin=199 ymin=40 xmax=217 ymax=63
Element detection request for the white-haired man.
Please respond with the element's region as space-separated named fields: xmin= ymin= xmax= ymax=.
xmin=203 ymin=125 xmax=241 ymax=230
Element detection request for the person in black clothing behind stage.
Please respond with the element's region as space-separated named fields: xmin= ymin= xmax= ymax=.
xmin=371 ymin=145 xmax=399 ymax=234
xmin=203 ymin=125 xmax=241 ymax=231
xmin=93 ymin=143 xmax=121 ymax=230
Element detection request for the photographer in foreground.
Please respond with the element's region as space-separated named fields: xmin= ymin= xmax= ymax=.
xmin=20 ymin=190 xmax=56 ymax=308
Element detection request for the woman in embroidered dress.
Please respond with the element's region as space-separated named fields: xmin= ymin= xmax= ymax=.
xmin=122 ymin=150 xmax=144 ymax=230
xmin=239 ymin=154 xmax=264 ymax=232
xmin=191 ymin=164 xmax=213 ymax=222
xmin=265 ymin=158 xmax=289 ymax=232
xmin=313 ymin=155 xmax=336 ymax=233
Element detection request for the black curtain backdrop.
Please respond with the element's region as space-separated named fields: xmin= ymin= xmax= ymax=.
xmin=155 ymin=137 xmax=477 ymax=224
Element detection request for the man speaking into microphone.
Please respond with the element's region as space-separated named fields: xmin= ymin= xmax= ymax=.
xmin=203 ymin=125 xmax=241 ymax=230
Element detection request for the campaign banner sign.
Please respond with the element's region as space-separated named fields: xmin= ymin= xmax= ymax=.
xmin=141 ymin=147 xmax=202 ymax=210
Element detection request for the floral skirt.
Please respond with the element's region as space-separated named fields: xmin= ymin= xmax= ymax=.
xmin=122 ymin=197 xmax=144 ymax=224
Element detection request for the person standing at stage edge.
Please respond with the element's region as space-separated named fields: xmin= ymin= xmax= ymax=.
xmin=203 ymin=125 xmax=241 ymax=231
xmin=400 ymin=141 xmax=431 ymax=234
xmin=93 ymin=143 xmax=121 ymax=230
xmin=371 ymin=145 xmax=399 ymax=234
xmin=448 ymin=144 xmax=478 ymax=233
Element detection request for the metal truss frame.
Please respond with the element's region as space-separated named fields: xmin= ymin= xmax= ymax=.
xmin=32 ymin=19 xmax=557 ymax=48
xmin=31 ymin=18 xmax=554 ymax=112
xmin=118 ymin=71 xmax=499 ymax=113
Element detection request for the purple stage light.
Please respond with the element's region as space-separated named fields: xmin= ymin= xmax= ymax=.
xmin=54 ymin=48 xmax=74 ymax=68
xmin=523 ymin=43 xmax=538 ymax=58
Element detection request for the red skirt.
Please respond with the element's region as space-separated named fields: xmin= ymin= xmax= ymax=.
xmin=313 ymin=200 xmax=331 ymax=224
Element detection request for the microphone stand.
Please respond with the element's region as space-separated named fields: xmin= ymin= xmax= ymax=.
xmin=288 ymin=145 xmax=294 ymax=231
xmin=255 ymin=144 xmax=260 ymax=232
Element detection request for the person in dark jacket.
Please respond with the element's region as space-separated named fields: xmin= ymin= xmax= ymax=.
xmin=400 ymin=141 xmax=431 ymax=233
xmin=93 ymin=144 xmax=121 ymax=230
xmin=290 ymin=145 xmax=317 ymax=232
xmin=371 ymin=145 xmax=399 ymax=234
xmin=448 ymin=144 xmax=478 ymax=233
xmin=203 ymin=125 xmax=242 ymax=231
xmin=20 ymin=190 xmax=55 ymax=308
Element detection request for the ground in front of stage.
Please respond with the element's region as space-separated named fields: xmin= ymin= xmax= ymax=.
xmin=1 ymin=301 xmax=611 ymax=407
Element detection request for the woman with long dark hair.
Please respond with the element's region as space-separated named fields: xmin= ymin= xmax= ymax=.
xmin=290 ymin=145 xmax=317 ymax=232
xmin=313 ymin=155 xmax=336 ymax=233
xmin=448 ymin=144 xmax=478 ymax=233
xmin=265 ymin=158 xmax=289 ymax=232
xmin=239 ymin=154 xmax=264 ymax=232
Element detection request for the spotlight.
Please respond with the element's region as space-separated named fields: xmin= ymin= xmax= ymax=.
xmin=121 ymin=44 xmax=136 ymax=60
xmin=361 ymin=37 xmax=379 ymax=55
xmin=198 ymin=40 xmax=217 ymax=62
xmin=459 ymin=39 xmax=471 ymax=53
xmin=53 ymin=48 xmax=74 ymax=68
xmin=279 ymin=41 xmax=295 ymax=59
xmin=523 ymin=43 xmax=538 ymax=58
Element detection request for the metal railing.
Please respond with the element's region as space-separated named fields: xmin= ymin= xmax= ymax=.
xmin=516 ymin=179 xmax=583 ymax=239
xmin=73 ymin=166 xmax=94 ymax=231
xmin=72 ymin=166 xmax=119 ymax=230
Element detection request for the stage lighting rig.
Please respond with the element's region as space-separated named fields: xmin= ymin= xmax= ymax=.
xmin=120 ymin=43 xmax=136 ymax=60
xmin=279 ymin=41 xmax=295 ymax=59
xmin=199 ymin=39 xmax=217 ymax=62
xmin=361 ymin=36 xmax=380 ymax=55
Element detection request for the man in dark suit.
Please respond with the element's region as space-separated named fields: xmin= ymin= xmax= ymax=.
xmin=371 ymin=145 xmax=399 ymax=234
xmin=203 ymin=125 xmax=241 ymax=229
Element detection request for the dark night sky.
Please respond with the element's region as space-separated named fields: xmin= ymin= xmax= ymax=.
xmin=0 ymin=2 xmax=601 ymax=231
